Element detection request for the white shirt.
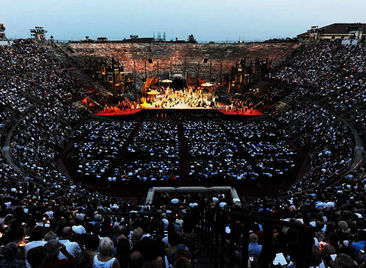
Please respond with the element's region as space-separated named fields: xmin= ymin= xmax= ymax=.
xmin=25 ymin=240 xmax=47 ymax=255
xmin=76 ymin=213 xmax=85 ymax=221
xmin=25 ymin=240 xmax=47 ymax=268
xmin=45 ymin=210 xmax=54 ymax=219
xmin=93 ymin=255 xmax=116 ymax=268
xmin=58 ymin=239 xmax=81 ymax=260
xmin=162 ymin=218 xmax=169 ymax=230
xmin=162 ymin=236 xmax=170 ymax=247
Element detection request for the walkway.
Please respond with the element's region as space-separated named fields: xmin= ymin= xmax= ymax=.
xmin=331 ymin=111 xmax=364 ymax=172
xmin=177 ymin=122 xmax=189 ymax=183
xmin=1 ymin=110 xmax=32 ymax=177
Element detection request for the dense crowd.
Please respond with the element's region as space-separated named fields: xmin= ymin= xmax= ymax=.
xmin=288 ymin=105 xmax=353 ymax=185
xmin=271 ymin=41 xmax=366 ymax=139
xmin=122 ymin=121 xmax=180 ymax=181
xmin=237 ymin=40 xmax=366 ymax=266
xmin=240 ymin=162 xmax=366 ymax=267
xmin=0 ymin=110 xmax=13 ymax=132
xmin=183 ymin=119 xmax=296 ymax=181
xmin=71 ymin=120 xmax=136 ymax=179
xmin=10 ymin=108 xmax=73 ymax=179
xmin=0 ymin=38 xmax=365 ymax=267
xmin=70 ymin=116 xmax=296 ymax=184
xmin=224 ymin=120 xmax=296 ymax=179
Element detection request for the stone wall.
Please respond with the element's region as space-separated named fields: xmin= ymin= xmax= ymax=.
xmin=66 ymin=42 xmax=300 ymax=82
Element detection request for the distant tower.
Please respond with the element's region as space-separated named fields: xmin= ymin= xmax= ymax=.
xmin=30 ymin=26 xmax=47 ymax=42
xmin=0 ymin=24 xmax=6 ymax=40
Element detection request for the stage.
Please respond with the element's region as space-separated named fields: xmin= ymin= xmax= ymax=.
xmin=93 ymin=109 xmax=142 ymax=116
xmin=93 ymin=106 xmax=264 ymax=117
xmin=218 ymin=109 xmax=264 ymax=116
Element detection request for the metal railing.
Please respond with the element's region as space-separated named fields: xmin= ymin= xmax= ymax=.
xmin=199 ymin=208 xmax=315 ymax=268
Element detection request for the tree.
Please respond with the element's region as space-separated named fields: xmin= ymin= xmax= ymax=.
xmin=187 ymin=34 xmax=197 ymax=43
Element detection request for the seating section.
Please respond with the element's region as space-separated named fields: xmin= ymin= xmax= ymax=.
xmin=0 ymin=39 xmax=365 ymax=268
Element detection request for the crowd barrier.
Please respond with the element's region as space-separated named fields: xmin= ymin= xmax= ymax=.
xmin=145 ymin=186 xmax=241 ymax=206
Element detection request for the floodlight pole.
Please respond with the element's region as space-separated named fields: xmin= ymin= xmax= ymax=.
xmin=133 ymin=61 xmax=136 ymax=98
xmin=157 ymin=61 xmax=160 ymax=86
xmin=220 ymin=62 xmax=223 ymax=92
xmin=170 ymin=62 xmax=172 ymax=78
xmin=197 ymin=62 xmax=200 ymax=87
xmin=145 ymin=60 xmax=147 ymax=80
xmin=209 ymin=61 xmax=212 ymax=82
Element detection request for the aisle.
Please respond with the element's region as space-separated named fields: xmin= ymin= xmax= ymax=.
xmin=177 ymin=122 xmax=189 ymax=183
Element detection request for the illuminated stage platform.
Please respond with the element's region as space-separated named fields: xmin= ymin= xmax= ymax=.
xmin=93 ymin=105 xmax=264 ymax=117
xmin=218 ymin=109 xmax=264 ymax=116
xmin=91 ymin=85 xmax=265 ymax=117
xmin=94 ymin=109 xmax=142 ymax=116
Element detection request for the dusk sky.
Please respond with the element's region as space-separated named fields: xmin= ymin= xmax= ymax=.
xmin=1 ymin=0 xmax=366 ymax=42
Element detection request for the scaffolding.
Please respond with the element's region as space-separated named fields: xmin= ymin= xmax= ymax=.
xmin=30 ymin=26 xmax=47 ymax=42
xmin=0 ymin=24 xmax=6 ymax=40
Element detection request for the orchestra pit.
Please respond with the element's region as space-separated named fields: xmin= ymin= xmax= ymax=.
xmin=0 ymin=31 xmax=365 ymax=268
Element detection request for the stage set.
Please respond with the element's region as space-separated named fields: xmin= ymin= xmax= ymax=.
xmin=79 ymin=54 xmax=271 ymax=118
xmin=94 ymin=107 xmax=263 ymax=117
xmin=93 ymin=83 xmax=264 ymax=117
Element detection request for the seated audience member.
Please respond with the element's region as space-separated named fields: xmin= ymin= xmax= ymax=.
xmin=0 ymin=242 xmax=25 ymax=267
xmin=333 ymin=253 xmax=356 ymax=268
xmin=42 ymin=240 xmax=74 ymax=268
xmin=27 ymin=246 xmax=46 ymax=268
xmin=248 ymin=233 xmax=262 ymax=260
xmin=92 ymin=237 xmax=120 ymax=268
xmin=58 ymin=226 xmax=81 ymax=260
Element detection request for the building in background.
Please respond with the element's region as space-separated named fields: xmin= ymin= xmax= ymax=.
xmin=297 ymin=23 xmax=366 ymax=43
